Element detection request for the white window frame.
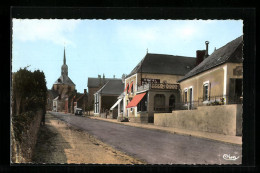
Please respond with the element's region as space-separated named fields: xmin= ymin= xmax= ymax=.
xmin=184 ymin=88 xmax=188 ymax=105
xmin=203 ymin=81 xmax=210 ymax=103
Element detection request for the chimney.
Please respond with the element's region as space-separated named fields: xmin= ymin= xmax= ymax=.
xmin=196 ymin=50 xmax=206 ymax=66
xmin=84 ymin=89 xmax=86 ymax=94
xmin=113 ymin=75 xmax=115 ymax=78
xmin=204 ymin=41 xmax=209 ymax=60
xmin=102 ymin=73 xmax=105 ymax=84
xmin=98 ymin=75 xmax=101 ymax=85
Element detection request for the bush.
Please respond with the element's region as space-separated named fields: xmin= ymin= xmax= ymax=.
xmin=12 ymin=67 xmax=47 ymax=142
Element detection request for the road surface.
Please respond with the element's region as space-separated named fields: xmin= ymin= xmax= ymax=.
xmin=50 ymin=112 xmax=242 ymax=164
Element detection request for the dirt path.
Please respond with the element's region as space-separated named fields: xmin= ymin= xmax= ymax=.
xmin=32 ymin=113 xmax=145 ymax=164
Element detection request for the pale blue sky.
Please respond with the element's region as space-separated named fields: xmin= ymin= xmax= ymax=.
xmin=12 ymin=19 xmax=243 ymax=93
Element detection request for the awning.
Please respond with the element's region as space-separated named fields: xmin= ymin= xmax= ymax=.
xmin=110 ymin=98 xmax=123 ymax=110
xmin=128 ymin=82 xmax=133 ymax=93
xmin=124 ymin=83 xmax=129 ymax=92
xmin=126 ymin=93 xmax=146 ymax=108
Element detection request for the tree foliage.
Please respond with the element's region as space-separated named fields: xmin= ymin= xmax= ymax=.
xmin=12 ymin=67 xmax=47 ymax=115
xmin=12 ymin=67 xmax=47 ymax=142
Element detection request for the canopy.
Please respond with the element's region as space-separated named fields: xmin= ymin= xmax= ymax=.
xmin=110 ymin=98 xmax=123 ymax=110
xmin=126 ymin=93 xmax=146 ymax=108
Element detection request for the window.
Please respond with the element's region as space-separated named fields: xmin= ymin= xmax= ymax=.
xmin=203 ymin=83 xmax=209 ymax=101
xmin=137 ymin=93 xmax=147 ymax=112
xmin=131 ymin=82 xmax=134 ymax=93
xmin=154 ymin=94 xmax=165 ymax=111
xmin=127 ymin=83 xmax=129 ymax=94
xmin=184 ymin=89 xmax=188 ymax=104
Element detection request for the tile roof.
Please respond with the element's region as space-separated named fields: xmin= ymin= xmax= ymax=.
xmin=87 ymin=77 xmax=122 ymax=88
xmin=54 ymin=75 xmax=75 ymax=86
xmin=95 ymin=79 xmax=124 ymax=96
xmin=178 ymin=36 xmax=243 ymax=82
xmin=127 ymin=53 xmax=196 ymax=77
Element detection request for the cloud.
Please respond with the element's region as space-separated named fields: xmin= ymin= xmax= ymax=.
xmin=12 ymin=19 xmax=80 ymax=46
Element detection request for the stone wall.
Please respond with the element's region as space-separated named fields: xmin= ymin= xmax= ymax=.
xmin=11 ymin=110 xmax=43 ymax=163
xmin=154 ymin=104 xmax=242 ymax=136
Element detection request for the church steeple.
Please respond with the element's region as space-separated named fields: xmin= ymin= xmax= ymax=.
xmin=63 ymin=47 xmax=66 ymax=64
xmin=61 ymin=48 xmax=68 ymax=76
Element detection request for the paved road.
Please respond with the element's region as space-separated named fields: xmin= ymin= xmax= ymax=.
xmin=50 ymin=112 xmax=242 ymax=164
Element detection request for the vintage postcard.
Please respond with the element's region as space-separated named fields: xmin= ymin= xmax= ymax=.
xmin=11 ymin=9 xmax=246 ymax=165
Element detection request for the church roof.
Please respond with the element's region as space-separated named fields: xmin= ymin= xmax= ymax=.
xmin=178 ymin=36 xmax=243 ymax=82
xmin=48 ymin=89 xmax=59 ymax=98
xmin=54 ymin=75 xmax=75 ymax=86
xmin=127 ymin=53 xmax=196 ymax=78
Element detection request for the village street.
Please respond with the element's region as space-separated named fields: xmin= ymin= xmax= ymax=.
xmin=48 ymin=112 xmax=242 ymax=164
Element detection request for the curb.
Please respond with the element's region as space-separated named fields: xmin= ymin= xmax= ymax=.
xmin=87 ymin=116 xmax=242 ymax=146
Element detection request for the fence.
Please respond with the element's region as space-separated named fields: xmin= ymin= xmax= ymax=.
xmin=175 ymin=95 xmax=243 ymax=110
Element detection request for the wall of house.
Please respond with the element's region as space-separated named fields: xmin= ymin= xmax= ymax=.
xmin=53 ymin=84 xmax=75 ymax=97
xmin=154 ymin=104 xmax=242 ymax=136
xmin=179 ymin=63 xmax=243 ymax=104
xmin=146 ymin=90 xmax=180 ymax=122
xmin=124 ymin=74 xmax=138 ymax=117
xmin=124 ymin=73 xmax=183 ymax=118
xmin=88 ymin=87 xmax=100 ymax=110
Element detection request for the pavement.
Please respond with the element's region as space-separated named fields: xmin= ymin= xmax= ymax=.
xmin=86 ymin=115 xmax=242 ymax=146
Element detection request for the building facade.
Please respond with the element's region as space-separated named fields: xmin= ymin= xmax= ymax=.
xmin=123 ymin=53 xmax=196 ymax=123
xmin=93 ymin=79 xmax=124 ymax=118
xmin=178 ymin=36 xmax=243 ymax=108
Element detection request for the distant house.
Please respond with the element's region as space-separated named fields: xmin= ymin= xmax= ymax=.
xmin=93 ymin=79 xmax=124 ymax=118
xmin=46 ymin=89 xmax=59 ymax=111
xmin=178 ymin=36 xmax=243 ymax=108
xmin=87 ymin=74 xmax=112 ymax=110
xmin=123 ymin=53 xmax=196 ymax=123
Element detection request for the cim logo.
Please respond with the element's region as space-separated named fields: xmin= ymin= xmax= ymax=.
xmin=223 ymin=154 xmax=240 ymax=161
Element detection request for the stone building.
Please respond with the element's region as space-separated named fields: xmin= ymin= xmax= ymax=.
xmin=48 ymin=48 xmax=76 ymax=112
xmin=123 ymin=53 xmax=196 ymax=123
xmin=93 ymin=79 xmax=124 ymax=118
xmin=178 ymin=36 xmax=243 ymax=108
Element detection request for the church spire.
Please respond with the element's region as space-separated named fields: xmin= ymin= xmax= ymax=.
xmin=63 ymin=47 xmax=66 ymax=65
xmin=61 ymin=47 xmax=68 ymax=76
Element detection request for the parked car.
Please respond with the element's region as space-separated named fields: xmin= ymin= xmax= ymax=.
xmin=75 ymin=108 xmax=83 ymax=116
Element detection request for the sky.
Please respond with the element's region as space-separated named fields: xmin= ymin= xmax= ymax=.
xmin=12 ymin=19 xmax=243 ymax=93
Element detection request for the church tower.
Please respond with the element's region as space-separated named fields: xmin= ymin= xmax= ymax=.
xmin=61 ymin=48 xmax=68 ymax=76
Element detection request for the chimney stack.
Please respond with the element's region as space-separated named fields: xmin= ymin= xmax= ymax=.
xmin=102 ymin=73 xmax=105 ymax=84
xmin=196 ymin=50 xmax=206 ymax=66
xmin=84 ymin=89 xmax=86 ymax=94
xmin=98 ymin=74 xmax=101 ymax=85
xmin=204 ymin=41 xmax=209 ymax=60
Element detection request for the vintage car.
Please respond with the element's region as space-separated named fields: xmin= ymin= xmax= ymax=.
xmin=75 ymin=108 xmax=83 ymax=116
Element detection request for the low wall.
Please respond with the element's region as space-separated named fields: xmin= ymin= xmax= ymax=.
xmin=11 ymin=109 xmax=43 ymax=163
xmin=154 ymin=104 xmax=242 ymax=136
xmin=129 ymin=112 xmax=149 ymax=123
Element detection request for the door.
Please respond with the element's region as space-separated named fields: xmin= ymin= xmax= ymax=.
xmin=169 ymin=94 xmax=175 ymax=111
xmin=189 ymin=88 xmax=193 ymax=109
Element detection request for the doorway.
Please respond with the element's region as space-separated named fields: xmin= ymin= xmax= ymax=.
xmin=169 ymin=94 xmax=175 ymax=111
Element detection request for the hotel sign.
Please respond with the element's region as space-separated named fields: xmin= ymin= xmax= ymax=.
xmin=141 ymin=78 xmax=160 ymax=85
